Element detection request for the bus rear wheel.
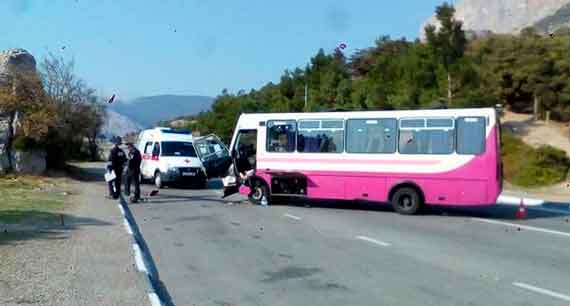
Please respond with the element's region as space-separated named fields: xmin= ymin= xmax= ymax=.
xmin=248 ymin=180 xmax=269 ymax=205
xmin=391 ymin=187 xmax=422 ymax=215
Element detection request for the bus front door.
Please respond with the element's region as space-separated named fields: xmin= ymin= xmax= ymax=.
xmin=222 ymin=130 xmax=257 ymax=198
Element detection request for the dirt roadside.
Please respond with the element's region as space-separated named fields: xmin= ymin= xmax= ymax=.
xmin=0 ymin=166 xmax=148 ymax=306
xmin=501 ymin=111 xmax=570 ymax=202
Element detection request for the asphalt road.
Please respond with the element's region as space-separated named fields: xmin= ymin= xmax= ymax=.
xmin=129 ymin=181 xmax=570 ymax=306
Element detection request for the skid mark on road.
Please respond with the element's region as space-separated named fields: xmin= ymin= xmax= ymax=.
xmin=356 ymin=235 xmax=391 ymax=247
xmin=262 ymin=266 xmax=322 ymax=283
xmin=284 ymin=213 xmax=302 ymax=221
xmin=513 ymin=282 xmax=570 ymax=302
xmin=472 ymin=218 xmax=570 ymax=238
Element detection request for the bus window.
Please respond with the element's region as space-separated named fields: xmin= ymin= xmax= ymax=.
xmin=298 ymin=119 xmax=344 ymax=153
xmin=399 ymin=118 xmax=454 ymax=154
xmin=346 ymin=118 xmax=397 ymax=153
xmin=267 ymin=120 xmax=296 ymax=153
xmin=457 ymin=117 xmax=486 ymax=155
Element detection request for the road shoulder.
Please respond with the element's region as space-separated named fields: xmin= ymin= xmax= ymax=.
xmin=0 ymin=178 xmax=148 ymax=306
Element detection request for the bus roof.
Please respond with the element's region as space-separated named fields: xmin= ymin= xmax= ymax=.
xmin=235 ymin=107 xmax=497 ymax=129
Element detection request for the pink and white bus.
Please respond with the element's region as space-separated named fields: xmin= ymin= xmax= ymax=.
xmin=222 ymin=108 xmax=502 ymax=214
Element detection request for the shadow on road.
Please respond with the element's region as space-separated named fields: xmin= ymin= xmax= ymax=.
xmin=272 ymin=197 xmax=570 ymax=221
xmin=65 ymin=163 xmax=106 ymax=182
xmin=0 ymin=214 xmax=112 ymax=246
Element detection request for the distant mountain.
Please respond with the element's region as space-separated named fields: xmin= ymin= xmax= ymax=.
xmin=110 ymin=95 xmax=214 ymax=128
xmin=533 ymin=3 xmax=570 ymax=33
xmin=419 ymin=0 xmax=570 ymax=40
xmin=101 ymin=110 xmax=143 ymax=138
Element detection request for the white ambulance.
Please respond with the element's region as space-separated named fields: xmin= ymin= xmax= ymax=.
xmin=136 ymin=127 xmax=230 ymax=189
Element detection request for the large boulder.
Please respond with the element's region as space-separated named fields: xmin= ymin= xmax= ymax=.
xmin=0 ymin=48 xmax=45 ymax=175
xmin=0 ymin=48 xmax=37 ymax=87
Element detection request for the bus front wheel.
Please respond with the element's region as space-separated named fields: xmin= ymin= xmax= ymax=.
xmin=391 ymin=187 xmax=422 ymax=215
xmin=248 ymin=180 xmax=269 ymax=205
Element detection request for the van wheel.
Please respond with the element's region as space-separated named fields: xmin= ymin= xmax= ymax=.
xmin=248 ymin=180 xmax=269 ymax=205
xmin=154 ymin=172 xmax=163 ymax=189
xmin=391 ymin=187 xmax=422 ymax=215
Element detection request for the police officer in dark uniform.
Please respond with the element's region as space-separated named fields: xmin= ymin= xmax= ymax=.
xmin=125 ymin=142 xmax=142 ymax=203
xmin=107 ymin=136 xmax=127 ymax=199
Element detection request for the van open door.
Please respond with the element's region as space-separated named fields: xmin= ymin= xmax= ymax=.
xmin=194 ymin=134 xmax=232 ymax=178
xmin=222 ymin=129 xmax=257 ymax=198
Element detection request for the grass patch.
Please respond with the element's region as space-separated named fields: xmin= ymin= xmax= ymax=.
xmin=502 ymin=131 xmax=570 ymax=187
xmin=0 ymin=176 xmax=69 ymax=224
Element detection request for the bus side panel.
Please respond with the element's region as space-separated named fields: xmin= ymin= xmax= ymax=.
xmin=306 ymin=174 xmax=345 ymax=199
xmin=344 ymin=176 xmax=387 ymax=202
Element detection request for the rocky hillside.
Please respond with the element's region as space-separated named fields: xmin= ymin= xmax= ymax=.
xmin=533 ymin=3 xmax=570 ymax=32
xmin=100 ymin=110 xmax=143 ymax=138
xmin=420 ymin=0 xmax=570 ymax=40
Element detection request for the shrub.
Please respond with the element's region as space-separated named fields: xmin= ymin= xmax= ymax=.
xmin=501 ymin=131 xmax=570 ymax=187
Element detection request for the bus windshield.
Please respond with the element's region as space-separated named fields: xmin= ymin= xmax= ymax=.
xmin=161 ymin=141 xmax=197 ymax=157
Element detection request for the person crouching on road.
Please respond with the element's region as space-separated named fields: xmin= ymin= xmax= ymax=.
xmin=125 ymin=142 xmax=142 ymax=203
xmin=107 ymin=136 xmax=127 ymax=199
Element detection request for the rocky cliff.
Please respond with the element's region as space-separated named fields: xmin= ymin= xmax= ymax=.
xmin=101 ymin=109 xmax=143 ymax=138
xmin=420 ymin=0 xmax=570 ymax=40
xmin=0 ymin=48 xmax=46 ymax=175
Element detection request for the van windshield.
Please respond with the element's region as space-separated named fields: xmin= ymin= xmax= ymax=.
xmin=161 ymin=142 xmax=197 ymax=157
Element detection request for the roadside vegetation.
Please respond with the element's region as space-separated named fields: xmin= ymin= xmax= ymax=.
xmin=502 ymin=131 xmax=570 ymax=187
xmin=186 ymin=3 xmax=570 ymax=188
xmin=0 ymin=53 xmax=106 ymax=169
xmin=0 ymin=176 xmax=70 ymax=224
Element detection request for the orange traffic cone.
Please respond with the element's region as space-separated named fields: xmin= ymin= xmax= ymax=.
xmin=516 ymin=199 xmax=527 ymax=220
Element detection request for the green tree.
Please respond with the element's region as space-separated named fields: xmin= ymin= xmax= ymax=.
xmin=424 ymin=2 xmax=467 ymax=105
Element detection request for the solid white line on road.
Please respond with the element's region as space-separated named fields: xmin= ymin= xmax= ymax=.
xmin=148 ymin=292 xmax=163 ymax=306
xmin=118 ymin=204 xmax=125 ymax=216
xmin=497 ymin=194 xmax=544 ymax=206
xmin=284 ymin=213 xmax=302 ymax=221
xmin=472 ymin=218 xmax=570 ymax=238
xmin=123 ymin=219 xmax=133 ymax=235
xmin=132 ymin=244 xmax=148 ymax=273
xmin=356 ymin=235 xmax=391 ymax=247
xmin=513 ymin=282 xmax=570 ymax=302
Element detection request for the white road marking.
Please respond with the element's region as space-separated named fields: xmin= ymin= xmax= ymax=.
xmin=132 ymin=244 xmax=148 ymax=273
xmin=123 ymin=219 xmax=133 ymax=235
xmin=356 ymin=235 xmax=391 ymax=247
xmin=148 ymin=292 xmax=163 ymax=306
xmin=513 ymin=282 xmax=570 ymax=302
xmin=497 ymin=194 xmax=544 ymax=206
xmin=284 ymin=213 xmax=302 ymax=221
xmin=118 ymin=204 xmax=125 ymax=216
xmin=472 ymin=218 xmax=570 ymax=238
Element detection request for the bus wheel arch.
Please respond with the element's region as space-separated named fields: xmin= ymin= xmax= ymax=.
xmin=248 ymin=177 xmax=270 ymax=205
xmin=388 ymin=182 xmax=425 ymax=215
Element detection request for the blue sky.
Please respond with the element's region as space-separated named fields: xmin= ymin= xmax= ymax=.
xmin=0 ymin=0 xmax=445 ymax=101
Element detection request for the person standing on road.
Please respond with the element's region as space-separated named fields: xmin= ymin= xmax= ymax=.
xmin=107 ymin=136 xmax=127 ymax=199
xmin=125 ymin=142 xmax=142 ymax=203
